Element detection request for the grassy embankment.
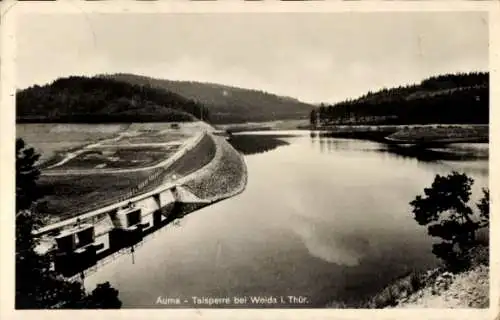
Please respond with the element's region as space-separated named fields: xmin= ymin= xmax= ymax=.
xmin=325 ymin=244 xmax=489 ymax=308
xmin=36 ymin=133 xmax=217 ymax=223
xmin=164 ymin=133 xmax=217 ymax=179
xmin=361 ymin=244 xmax=489 ymax=308
xmin=37 ymin=170 xmax=158 ymax=221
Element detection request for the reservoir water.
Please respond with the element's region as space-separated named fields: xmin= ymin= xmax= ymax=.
xmin=83 ymin=130 xmax=489 ymax=308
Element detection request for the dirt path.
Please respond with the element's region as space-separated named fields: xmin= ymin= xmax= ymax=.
xmin=45 ymin=132 xmax=131 ymax=169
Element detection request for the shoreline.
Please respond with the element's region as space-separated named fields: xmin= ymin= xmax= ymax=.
xmin=326 ymin=244 xmax=489 ymax=309
xmin=219 ymin=121 xmax=489 ymax=145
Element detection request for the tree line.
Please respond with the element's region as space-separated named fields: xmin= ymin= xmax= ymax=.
xmin=311 ymin=72 xmax=489 ymax=126
xmin=16 ymin=76 xmax=211 ymax=123
xmin=106 ymin=73 xmax=313 ymax=124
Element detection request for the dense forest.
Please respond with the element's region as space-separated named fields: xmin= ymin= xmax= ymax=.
xmin=311 ymin=72 xmax=489 ymax=125
xmin=16 ymin=76 xmax=209 ymax=123
xmin=104 ymin=74 xmax=314 ymax=124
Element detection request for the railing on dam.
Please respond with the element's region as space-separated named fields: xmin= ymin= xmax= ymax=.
xmin=64 ymin=217 xmax=177 ymax=282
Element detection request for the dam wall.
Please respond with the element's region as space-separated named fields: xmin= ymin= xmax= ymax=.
xmin=33 ymin=133 xmax=247 ymax=278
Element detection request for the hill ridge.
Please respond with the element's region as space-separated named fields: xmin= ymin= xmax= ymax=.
xmin=17 ymin=74 xmax=314 ymax=124
xmin=102 ymin=73 xmax=302 ymax=103
xmin=312 ymin=71 xmax=489 ymax=125
xmin=102 ymin=73 xmax=314 ymax=124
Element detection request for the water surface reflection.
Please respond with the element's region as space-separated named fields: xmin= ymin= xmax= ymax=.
xmin=85 ymin=130 xmax=488 ymax=308
xmin=228 ymin=134 xmax=291 ymax=155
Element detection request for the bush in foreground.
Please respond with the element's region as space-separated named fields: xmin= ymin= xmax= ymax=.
xmin=348 ymin=171 xmax=489 ymax=309
xmin=410 ymin=171 xmax=489 ymax=272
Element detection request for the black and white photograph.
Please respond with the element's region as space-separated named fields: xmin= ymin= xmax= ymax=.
xmin=1 ymin=1 xmax=497 ymax=316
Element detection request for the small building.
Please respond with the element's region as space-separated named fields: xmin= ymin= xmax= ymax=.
xmin=109 ymin=203 xmax=149 ymax=250
xmin=53 ymin=223 xmax=103 ymax=277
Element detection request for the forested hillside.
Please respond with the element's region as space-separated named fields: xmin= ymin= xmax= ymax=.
xmin=311 ymin=72 xmax=489 ymax=125
xmin=104 ymin=73 xmax=314 ymax=124
xmin=16 ymin=76 xmax=209 ymax=123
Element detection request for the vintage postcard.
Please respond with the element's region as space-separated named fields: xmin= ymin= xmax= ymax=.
xmin=0 ymin=0 xmax=498 ymax=319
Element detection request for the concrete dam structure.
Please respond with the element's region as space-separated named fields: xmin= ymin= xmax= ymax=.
xmin=33 ymin=128 xmax=247 ymax=278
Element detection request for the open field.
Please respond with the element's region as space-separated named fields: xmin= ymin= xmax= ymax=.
xmin=16 ymin=123 xmax=205 ymax=160
xmin=49 ymin=145 xmax=179 ymax=170
xmin=17 ymin=123 xmax=197 ymax=170
xmin=16 ymin=124 xmax=126 ymax=163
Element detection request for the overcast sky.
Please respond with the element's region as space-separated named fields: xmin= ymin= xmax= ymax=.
xmin=17 ymin=12 xmax=488 ymax=103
